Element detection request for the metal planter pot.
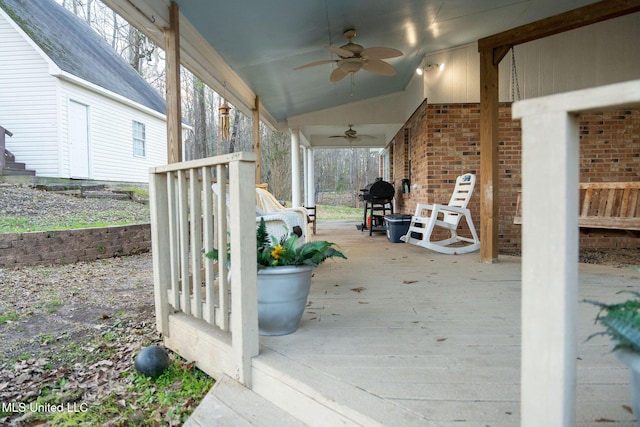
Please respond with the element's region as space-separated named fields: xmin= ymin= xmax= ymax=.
xmin=257 ymin=265 xmax=314 ymax=336
xmin=615 ymin=348 xmax=640 ymax=422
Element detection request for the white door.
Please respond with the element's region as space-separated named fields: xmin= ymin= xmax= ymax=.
xmin=69 ymin=101 xmax=90 ymax=178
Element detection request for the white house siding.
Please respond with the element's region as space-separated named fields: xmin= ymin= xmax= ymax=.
xmin=0 ymin=11 xmax=60 ymax=176
xmin=420 ymin=12 xmax=640 ymax=104
xmin=59 ymin=82 xmax=166 ymax=183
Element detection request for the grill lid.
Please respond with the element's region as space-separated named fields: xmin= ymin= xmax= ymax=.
xmin=361 ymin=179 xmax=394 ymax=199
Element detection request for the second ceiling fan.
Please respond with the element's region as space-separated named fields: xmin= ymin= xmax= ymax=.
xmin=329 ymin=125 xmax=374 ymax=141
xmin=294 ymin=29 xmax=402 ymax=82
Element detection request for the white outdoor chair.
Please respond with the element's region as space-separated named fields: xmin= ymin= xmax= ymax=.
xmin=400 ymin=173 xmax=480 ymax=254
xmin=256 ymin=187 xmax=311 ymax=242
xmin=212 ymin=183 xmax=308 ymax=243
xmin=211 ymin=183 xmax=308 ymax=244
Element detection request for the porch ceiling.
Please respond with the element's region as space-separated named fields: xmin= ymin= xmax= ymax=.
xmin=103 ymin=0 xmax=599 ymax=148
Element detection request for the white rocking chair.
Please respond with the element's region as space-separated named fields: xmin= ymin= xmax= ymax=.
xmin=400 ymin=173 xmax=480 ymax=254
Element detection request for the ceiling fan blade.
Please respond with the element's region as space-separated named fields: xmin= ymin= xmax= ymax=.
xmin=293 ymin=59 xmax=336 ymax=70
xmin=362 ymin=59 xmax=397 ymax=76
xmin=325 ymin=45 xmax=354 ymax=58
xmin=361 ymin=47 xmax=403 ymax=60
xmin=329 ymin=67 xmax=349 ymax=82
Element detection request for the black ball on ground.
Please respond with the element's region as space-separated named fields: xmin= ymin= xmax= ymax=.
xmin=134 ymin=345 xmax=170 ymax=378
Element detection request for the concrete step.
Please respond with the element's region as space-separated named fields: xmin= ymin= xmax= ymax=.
xmin=185 ymin=348 xmax=430 ymax=427
xmin=81 ymin=190 xmax=131 ymax=200
xmin=1 ymin=162 xmax=35 ymax=176
xmin=36 ymin=183 xmax=106 ymax=192
xmin=185 ymin=375 xmax=307 ymax=427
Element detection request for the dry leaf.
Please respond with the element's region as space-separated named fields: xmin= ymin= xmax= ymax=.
xmin=351 ymin=287 xmax=365 ymax=293
xmin=403 ymin=280 xmax=417 ymax=284
xmin=436 ymin=338 xmax=447 ymax=342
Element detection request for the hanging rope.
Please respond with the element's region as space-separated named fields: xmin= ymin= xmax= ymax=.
xmin=511 ymin=46 xmax=521 ymax=102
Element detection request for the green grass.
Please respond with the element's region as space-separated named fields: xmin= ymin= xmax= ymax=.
xmin=117 ymin=187 xmax=149 ymax=198
xmin=0 ymin=211 xmax=149 ymax=233
xmin=316 ymin=204 xmax=363 ymax=220
xmin=0 ymin=311 xmax=19 ymax=323
xmin=37 ymin=357 xmax=214 ymax=426
xmin=1 ymin=199 xmax=358 ymax=233
xmin=45 ymin=300 xmax=63 ymax=313
xmin=1 ymin=317 xmax=214 ymax=425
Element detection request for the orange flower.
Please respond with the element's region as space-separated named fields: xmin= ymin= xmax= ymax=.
xmin=271 ymin=245 xmax=285 ymax=260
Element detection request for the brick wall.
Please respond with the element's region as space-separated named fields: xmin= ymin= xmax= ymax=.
xmin=390 ymin=102 xmax=640 ymax=253
xmin=0 ymin=223 xmax=151 ymax=268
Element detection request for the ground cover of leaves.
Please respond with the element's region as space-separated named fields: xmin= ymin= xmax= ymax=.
xmin=0 ymin=185 xmax=211 ymax=426
xmin=0 ymin=254 xmax=195 ymax=426
xmin=0 ymin=184 xmax=149 ymax=232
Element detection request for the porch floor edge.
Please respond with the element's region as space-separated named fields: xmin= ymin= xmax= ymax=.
xmin=250 ymin=346 xmax=432 ymax=427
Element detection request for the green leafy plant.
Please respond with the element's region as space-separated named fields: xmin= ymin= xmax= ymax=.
xmin=583 ymin=290 xmax=640 ymax=352
xmin=256 ymin=217 xmax=346 ymax=267
xmin=205 ymin=217 xmax=347 ymax=268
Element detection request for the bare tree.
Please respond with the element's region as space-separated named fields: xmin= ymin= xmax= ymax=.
xmin=192 ymin=76 xmax=207 ymax=159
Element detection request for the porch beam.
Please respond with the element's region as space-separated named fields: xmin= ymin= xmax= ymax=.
xmin=478 ymin=48 xmax=500 ymax=263
xmin=478 ymin=0 xmax=640 ymax=52
xmin=476 ymin=0 xmax=640 ymax=263
xmin=164 ymin=1 xmax=182 ymax=163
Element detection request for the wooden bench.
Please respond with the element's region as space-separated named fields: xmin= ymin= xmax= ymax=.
xmin=513 ymin=182 xmax=640 ymax=230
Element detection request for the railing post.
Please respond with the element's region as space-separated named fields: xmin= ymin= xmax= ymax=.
xmin=519 ymin=109 xmax=579 ymax=426
xmin=149 ymin=170 xmax=171 ymax=335
xmin=0 ymin=126 xmax=11 ymax=176
xmin=228 ymin=157 xmax=259 ymax=386
xmin=513 ymin=79 xmax=640 ymax=427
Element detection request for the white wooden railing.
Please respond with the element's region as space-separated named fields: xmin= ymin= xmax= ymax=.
xmin=513 ymin=79 xmax=640 ymax=426
xmin=149 ymin=152 xmax=259 ymax=385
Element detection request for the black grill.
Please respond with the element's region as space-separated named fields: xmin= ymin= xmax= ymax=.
xmin=359 ymin=180 xmax=395 ymax=202
xmin=358 ymin=178 xmax=394 ymax=236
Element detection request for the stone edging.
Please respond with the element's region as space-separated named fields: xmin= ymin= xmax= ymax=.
xmin=0 ymin=223 xmax=151 ymax=268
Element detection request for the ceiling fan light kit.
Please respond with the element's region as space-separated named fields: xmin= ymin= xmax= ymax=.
xmin=416 ymin=63 xmax=444 ymax=75
xmin=294 ymin=29 xmax=403 ymax=82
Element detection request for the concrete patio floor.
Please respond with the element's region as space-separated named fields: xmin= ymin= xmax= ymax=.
xmin=189 ymin=219 xmax=639 ymax=426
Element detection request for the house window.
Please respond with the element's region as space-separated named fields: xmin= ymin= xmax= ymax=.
xmin=132 ymin=121 xmax=146 ymax=157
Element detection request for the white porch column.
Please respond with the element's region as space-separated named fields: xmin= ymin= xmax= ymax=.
xmin=302 ymin=146 xmax=309 ymax=206
xmin=519 ymin=108 xmax=579 ymax=427
xmin=306 ymin=148 xmax=315 ymax=207
xmin=512 ymin=79 xmax=640 ymax=427
xmin=290 ymin=129 xmax=302 ymax=207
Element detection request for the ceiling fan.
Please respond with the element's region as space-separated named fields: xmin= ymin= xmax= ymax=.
xmin=329 ymin=125 xmax=374 ymax=141
xmin=294 ymin=29 xmax=402 ymax=82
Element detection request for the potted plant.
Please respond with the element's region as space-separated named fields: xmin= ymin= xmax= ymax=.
xmin=584 ymin=291 xmax=640 ymax=418
xmin=206 ymin=218 xmax=347 ymax=336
